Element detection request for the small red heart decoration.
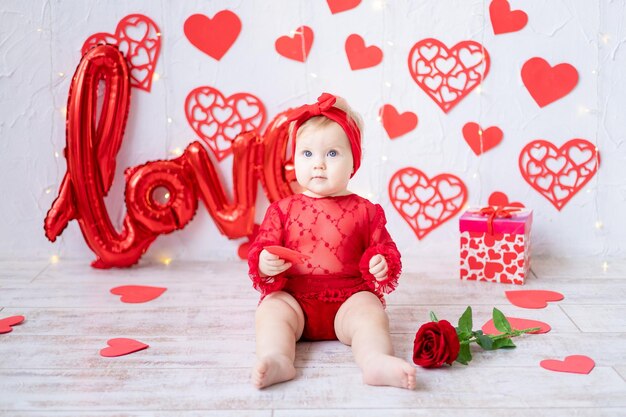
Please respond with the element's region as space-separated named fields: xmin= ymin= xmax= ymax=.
xmin=110 ymin=285 xmax=167 ymax=303
xmin=488 ymin=191 xmax=525 ymax=208
xmin=505 ymin=290 xmax=564 ymax=309
xmin=489 ymin=0 xmax=528 ymax=35
xmin=345 ymin=34 xmax=383 ymax=70
xmin=522 ymin=57 xmax=578 ymax=107
xmin=185 ymin=87 xmax=267 ymax=161
xmin=482 ymin=317 xmax=551 ymax=335
xmin=100 ymin=338 xmax=149 ymax=357
xmin=184 ymin=11 xmax=241 ymax=61
xmin=389 ymin=167 xmax=467 ymax=240
xmin=379 ymin=104 xmax=418 ymax=139
xmin=327 ymin=0 xmax=361 ymax=14
xmin=462 ymin=122 xmax=503 ymax=155
xmin=82 ymin=14 xmax=161 ymax=92
xmin=540 ymin=355 xmax=595 ymax=374
xmin=275 ymin=26 xmax=314 ymax=62
xmin=519 ymin=139 xmax=599 ymax=210
xmin=0 ymin=315 xmax=25 ymax=334
xmin=408 ymin=38 xmax=490 ymax=113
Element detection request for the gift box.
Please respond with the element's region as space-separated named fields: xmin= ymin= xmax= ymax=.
xmin=459 ymin=206 xmax=533 ymax=285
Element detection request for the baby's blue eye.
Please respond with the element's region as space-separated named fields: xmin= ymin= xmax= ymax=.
xmin=303 ymin=150 xmax=312 ymax=157
xmin=327 ymin=150 xmax=338 ymax=157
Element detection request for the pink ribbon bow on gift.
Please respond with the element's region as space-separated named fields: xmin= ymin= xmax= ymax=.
xmin=478 ymin=206 xmax=521 ymax=235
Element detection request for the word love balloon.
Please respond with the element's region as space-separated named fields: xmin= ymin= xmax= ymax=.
xmin=44 ymin=45 xmax=297 ymax=268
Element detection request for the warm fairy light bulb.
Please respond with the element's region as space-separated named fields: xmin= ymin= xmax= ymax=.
xmin=37 ymin=28 xmax=43 ymax=32
xmin=381 ymin=155 xmax=388 ymax=162
xmin=54 ymin=151 xmax=60 ymax=158
xmin=578 ymin=106 xmax=590 ymax=115
xmin=161 ymin=257 xmax=172 ymax=266
xmin=152 ymin=72 xmax=160 ymax=82
xmin=60 ymin=107 xmax=67 ymax=117
xmin=45 ymin=187 xmax=52 ymax=194
xmin=367 ymin=192 xmax=374 ymax=199
xmin=602 ymin=261 xmax=609 ymax=272
xmin=601 ymin=34 xmax=611 ymax=44
xmin=167 ymin=117 xmax=173 ymax=124
xmin=372 ymin=0 xmax=387 ymax=11
xmin=384 ymin=81 xmax=392 ymax=87
xmin=595 ymin=221 xmax=603 ymax=229
xmin=475 ymin=86 xmax=483 ymax=95
xmin=58 ymin=72 xmax=64 ymax=77
xmin=462 ymin=202 xmax=470 ymax=211
xmin=170 ymin=147 xmax=183 ymax=156
xmin=310 ymin=73 xmax=318 ymax=78
xmin=156 ymin=32 xmax=161 ymax=37
xmin=376 ymin=115 xmax=382 ymax=122
xmin=478 ymin=129 xmax=483 ymax=136
xmin=387 ymin=41 xmax=394 ymax=46
xmin=50 ymin=255 xmax=60 ymax=264
xmin=472 ymin=172 xmax=478 ymax=179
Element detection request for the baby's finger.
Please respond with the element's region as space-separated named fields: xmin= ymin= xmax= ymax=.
xmin=376 ymin=264 xmax=389 ymax=278
xmin=262 ymin=251 xmax=279 ymax=260
xmin=370 ymin=261 xmax=385 ymax=275
xmin=369 ymin=254 xmax=383 ymax=268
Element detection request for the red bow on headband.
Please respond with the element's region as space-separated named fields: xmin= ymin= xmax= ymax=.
xmin=287 ymin=93 xmax=362 ymax=177
xmin=479 ymin=206 xmax=521 ymax=235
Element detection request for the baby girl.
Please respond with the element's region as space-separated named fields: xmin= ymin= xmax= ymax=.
xmin=248 ymin=93 xmax=416 ymax=390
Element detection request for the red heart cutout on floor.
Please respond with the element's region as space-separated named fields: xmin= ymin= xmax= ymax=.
xmin=489 ymin=0 xmax=528 ymax=35
xmin=505 ymin=290 xmax=564 ymax=309
xmin=265 ymin=245 xmax=311 ymax=264
xmin=0 ymin=315 xmax=25 ymax=334
xmin=82 ymin=14 xmax=161 ymax=92
xmin=184 ymin=11 xmax=241 ymax=61
xmin=275 ymin=26 xmax=314 ymax=62
xmin=389 ymin=167 xmax=467 ymax=240
xmin=482 ymin=317 xmax=551 ymax=335
xmin=540 ymin=355 xmax=595 ymax=374
xmin=100 ymin=338 xmax=149 ymax=357
xmin=488 ymin=191 xmax=525 ymax=208
xmin=522 ymin=57 xmax=578 ymax=107
xmin=519 ymin=139 xmax=599 ymax=210
xmin=408 ymin=38 xmax=490 ymax=113
xmin=345 ymin=34 xmax=383 ymax=70
xmin=110 ymin=285 xmax=167 ymax=303
xmin=462 ymin=122 xmax=503 ymax=155
xmin=185 ymin=87 xmax=266 ymax=161
xmin=327 ymin=0 xmax=361 ymax=14
xmin=379 ymin=104 xmax=418 ymax=139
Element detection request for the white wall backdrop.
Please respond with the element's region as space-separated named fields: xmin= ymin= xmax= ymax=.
xmin=1 ymin=0 xmax=625 ymax=266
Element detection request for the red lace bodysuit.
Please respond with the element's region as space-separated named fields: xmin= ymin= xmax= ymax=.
xmin=248 ymin=193 xmax=402 ymax=341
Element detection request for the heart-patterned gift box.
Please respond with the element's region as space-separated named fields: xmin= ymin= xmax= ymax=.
xmin=459 ymin=206 xmax=533 ymax=285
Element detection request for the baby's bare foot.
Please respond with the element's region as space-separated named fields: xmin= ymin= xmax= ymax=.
xmin=361 ymin=354 xmax=417 ymax=390
xmin=251 ymin=354 xmax=296 ymax=389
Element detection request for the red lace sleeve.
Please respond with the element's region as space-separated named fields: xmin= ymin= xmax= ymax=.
xmin=247 ymin=203 xmax=289 ymax=296
xmin=359 ymin=204 xmax=402 ymax=295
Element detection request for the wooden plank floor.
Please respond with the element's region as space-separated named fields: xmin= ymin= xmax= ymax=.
xmin=1 ymin=257 xmax=625 ymax=416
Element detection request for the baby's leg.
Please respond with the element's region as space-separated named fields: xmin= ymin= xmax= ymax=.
xmin=334 ymin=291 xmax=416 ymax=390
xmin=252 ymin=291 xmax=305 ymax=389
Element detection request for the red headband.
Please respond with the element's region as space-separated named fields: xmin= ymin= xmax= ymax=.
xmin=287 ymin=93 xmax=362 ymax=177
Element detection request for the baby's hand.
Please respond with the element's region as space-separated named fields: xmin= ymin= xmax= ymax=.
xmin=369 ymin=254 xmax=388 ymax=281
xmin=259 ymin=249 xmax=292 ymax=277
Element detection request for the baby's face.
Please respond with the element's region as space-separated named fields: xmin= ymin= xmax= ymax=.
xmin=294 ymin=122 xmax=354 ymax=198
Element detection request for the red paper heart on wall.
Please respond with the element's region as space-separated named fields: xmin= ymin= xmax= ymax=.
xmin=345 ymin=34 xmax=383 ymax=70
xmin=327 ymin=0 xmax=361 ymax=14
xmin=110 ymin=285 xmax=167 ymax=303
xmin=522 ymin=57 xmax=578 ymax=107
xmin=184 ymin=11 xmax=241 ymax=60
xmin=379 ymin=104 xmax=418 ymax=139
xmin=100 ymin=338 xmax=149 ymax=357
xmin=408 ymin=38 xmax=490 ymax=113
xmin=519 ymin=139 xmax=599 ymax=210
xmin=462 ymin=122 xmax=503 ymax=155
xmin=185 ymin=87 xmax=266 ymax=161
xmin=0 ymin=315 xmax=25 ymax=334
xmin=540 ymin=355 xmax=595 ymax=374
xmin=82 ymin=14 xmax=161 ymax=92
xmin=275 ymin=26 xmax=314 ymax=62
xmin=489 ymin=0 xmax=528 ymax=35
xmin=389 ymin=167 xmax=467 ymax=239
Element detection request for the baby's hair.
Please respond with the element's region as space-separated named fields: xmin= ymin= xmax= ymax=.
xmin=292 ymin=96 xmax=364 ymax=140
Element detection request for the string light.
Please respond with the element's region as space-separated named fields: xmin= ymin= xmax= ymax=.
xmin=161 ymin=257 xmax=172 ymax=266
xmin=372 ymin=0 xmax=387 ymax=11
xmin=387 ymin=41 xmax=394 ymax=46
xmin=170 ymin=147 xmax=183 ymax=156
xmin=381 ymin=155 xmax=388 ymax=162
xmin=475 ymin=85 xmax=483 ymax=95
xmin=384 ymin=81 xmax=392 ymax=87
xmin=310 ymin=73 xmax=318 ymax=78
xmin=44 ymin=187 xmax=53 ymax=194
xmin=60 ymin=107 xmax=67 ymax=117
xmin=50 ymin=255 xmax=60 ymax=264
xmin=37 ymin=28 xmax=43 ymax=32
xmin=152 ymin=72 xmax=160 ymax=82
xmin=54 ymin=151 xmax=60 ymax=158
xmin=578 ymin=106 xmax=591 ymax=115
xmin=167 ymin=117 xmax=173 ymax=124
xmin=601 ymin=33 xmax=610 ymax=44
xmin=602 ymin=261 xmax=609 ymax=272
xmin=58 ymin=72 xmax=64 ymax=77
xmin=595 ymin=221 xmax=603 ymax=229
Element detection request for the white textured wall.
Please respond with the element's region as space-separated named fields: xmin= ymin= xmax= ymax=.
xmin=1 ymin=0 xmax=625 ymax=265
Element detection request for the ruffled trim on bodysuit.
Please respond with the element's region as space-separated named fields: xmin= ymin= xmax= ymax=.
xmin=359 ymin=244 xmax=402 ymax=295
xmin=247 ymin=241 xmax=288 ymax=296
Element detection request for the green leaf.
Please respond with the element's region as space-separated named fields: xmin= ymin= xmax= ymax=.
xmin=458 ymin=306 xmax=473 ymax=334
xmin=429 ymin=311 xmax=439 ymax=322
xmin=492 ymin=308 xmax=512 ymax=333
xmin=493 ymin=337 xmax=516 ymax=349
xmin=476 ymin=334 xmax=494 ymax=350
xmin=456 ymin=330 xmax=472 ymax=342
xmin=456 ymin=343 xmax=472 ymax=365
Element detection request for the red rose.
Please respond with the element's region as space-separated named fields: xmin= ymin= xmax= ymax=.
xmin=412 ymin=320 xmax=461 ymax=368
